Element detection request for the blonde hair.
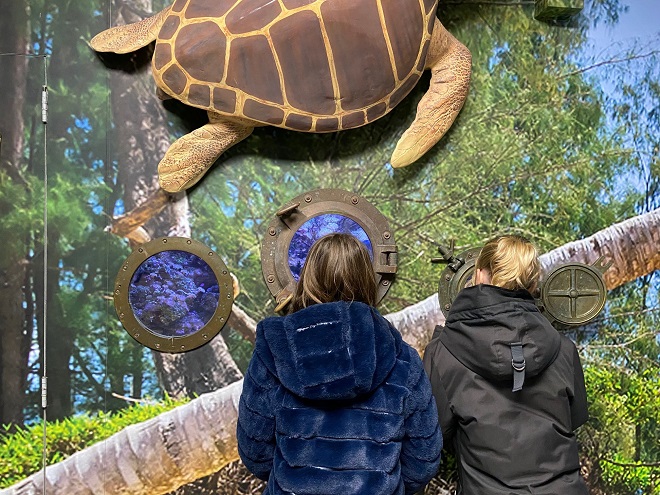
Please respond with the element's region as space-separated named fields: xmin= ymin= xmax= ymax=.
xmin=289 ymin=233 xmax=378 ymax=313
xmin=475 ymin=235 xmax=541 ymax=292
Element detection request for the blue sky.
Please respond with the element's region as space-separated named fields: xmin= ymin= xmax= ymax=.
xmin=587 ymin=0 xmax=659 ymax=50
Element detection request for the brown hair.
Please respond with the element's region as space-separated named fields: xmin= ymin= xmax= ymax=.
xmin=289 ymin=233 xmax=378 ymax=312
xmin=475 ymin=234 xmax=541 ymax=292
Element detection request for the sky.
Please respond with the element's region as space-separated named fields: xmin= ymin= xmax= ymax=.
xmin=584 ymin=0 xmax=659 ymax=57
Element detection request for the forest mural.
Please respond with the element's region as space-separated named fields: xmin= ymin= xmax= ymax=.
xmin=0 ymin=0 xmax=658 ymax=494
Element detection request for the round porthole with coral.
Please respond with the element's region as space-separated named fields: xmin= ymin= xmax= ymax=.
xmin=261 ymin=188 xmax=397 ymax=313
xmin=114 ymin=237 xmax=233 ymax=352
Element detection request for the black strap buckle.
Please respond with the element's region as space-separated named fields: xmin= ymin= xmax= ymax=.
xmin=510 ymin=342 xmax=526 ymax=392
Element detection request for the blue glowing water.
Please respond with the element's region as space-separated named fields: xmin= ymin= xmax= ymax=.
xmin=128 ymin=250 xmax=219 ymax=337
xmin=288 ymin=214 xmax=373 ymax=281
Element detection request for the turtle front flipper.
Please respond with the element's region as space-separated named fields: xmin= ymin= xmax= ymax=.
xmin=158 ymin=113 xmax=254 ymax=193
xmin=90 ymin=6 xmax=171 ymax=54
xmin=390 ymin=19 xmax=471 ymax=168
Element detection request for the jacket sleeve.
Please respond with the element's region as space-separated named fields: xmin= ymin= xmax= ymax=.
xmin=422 ymin=331 xmax=457 ymax=444
xmin=237 ymin=347 xmax=278 ymax=481
xmin=401 ymin=346 xmax=443 ymax=495
xmin=570 ymin=344 xmax=589 ymax=430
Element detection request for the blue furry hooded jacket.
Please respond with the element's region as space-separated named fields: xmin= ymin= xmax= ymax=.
xmin=237 ymin=301 xmax=442 ymax=495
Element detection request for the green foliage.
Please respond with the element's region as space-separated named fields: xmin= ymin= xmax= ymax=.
xmin=0 ymin=395 xmax=189 ymax=488
xmin=0 ymin=172 xmax=43 ymax=268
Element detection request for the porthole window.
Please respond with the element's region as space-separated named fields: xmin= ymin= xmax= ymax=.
xmin=114 ymin=237 xmax=234 ymax=352
xmin=433 ymin=242 xmax=610 ymax=326
xmin=262 ymin=189 xmax=397 ymax=312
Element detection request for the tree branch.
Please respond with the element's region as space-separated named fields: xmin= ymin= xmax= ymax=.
xmin=105 ymin=188 xmax=172 ymax=239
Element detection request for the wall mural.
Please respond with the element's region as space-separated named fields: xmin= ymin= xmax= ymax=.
xmin=89 ymin=0 xmax=471 ymax=192
xmin=0 ymin=0 xmax=659 ymax=494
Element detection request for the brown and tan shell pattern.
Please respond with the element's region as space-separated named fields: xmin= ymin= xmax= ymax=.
xmin=152 ymin=0 xmax=439 ymax=132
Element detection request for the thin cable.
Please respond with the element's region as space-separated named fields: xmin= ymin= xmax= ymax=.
xmin=0 ymin=52 xmax=44 ymax=57
xmin=41 ymin=54 xmax=49 ymax=495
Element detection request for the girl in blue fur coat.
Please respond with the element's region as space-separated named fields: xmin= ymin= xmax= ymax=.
xmin=237 ymin=233 xmax=442 ymax=495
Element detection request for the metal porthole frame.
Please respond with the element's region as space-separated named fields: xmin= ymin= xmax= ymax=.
xmin=114 ymin=237 xmax=234 ymax=353
xmin=540 ymin=257 xmax=610 ymax=326
xmin=434 ymin=245 xmax=482 ymax=317
xmin=261 ymin=188 xmax=397 ymax=313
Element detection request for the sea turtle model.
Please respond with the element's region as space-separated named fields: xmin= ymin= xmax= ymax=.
xmin=91 ymin=0 xmax=471 ymax=192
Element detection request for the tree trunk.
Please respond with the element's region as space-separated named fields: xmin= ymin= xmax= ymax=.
xmin=2 ymin=208 xmax=658 ymax=495
xmin=1 ymin=381 xmax=243 ymax=495
xmin=392 ymin=207 xmax=660 ymax=352
xmin=0 ymin=0 xmax=31 ymax=428
xmin=105 ymin=0 xmax=242 ymax=400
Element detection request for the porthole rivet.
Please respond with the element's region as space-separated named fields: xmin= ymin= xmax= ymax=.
xmin=351 ymin=196 xmax=359 ymax=205
xmin=304 ymin=195 xmax=312 ymax=203
xmin=382 ymin=280 xmax=390 ymax=286
xmin=269 ymin=227 xmax=276 ymax=236
xmin=383 ymin=231 xmax=391 ymax=240
xmin=267 ymin=275 xmax=275 ymax=283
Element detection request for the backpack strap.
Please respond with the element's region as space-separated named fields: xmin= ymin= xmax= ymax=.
xmin=510 ymin=342 xmax=526 ymax=392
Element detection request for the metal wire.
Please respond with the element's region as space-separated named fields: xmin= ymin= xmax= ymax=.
xmin=41 ymin=53 xmax=49 ymax=495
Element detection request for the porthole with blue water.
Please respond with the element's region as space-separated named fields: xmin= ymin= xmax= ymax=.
xmin=261 ymin=189 xmax=397 ymax=313
xmin=114 ymin=237 xmax=234 ymax=352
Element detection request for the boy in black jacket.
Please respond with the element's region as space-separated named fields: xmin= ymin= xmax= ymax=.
xmin=423 ymin=235 xmax=589 ymax=495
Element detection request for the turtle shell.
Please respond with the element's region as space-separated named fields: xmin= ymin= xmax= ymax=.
xmin=152 ymin=0 xmax=439 ymax=132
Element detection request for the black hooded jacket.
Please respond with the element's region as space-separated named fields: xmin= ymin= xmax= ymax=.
xmin=423 ymin=284 xmax=589 ymax=495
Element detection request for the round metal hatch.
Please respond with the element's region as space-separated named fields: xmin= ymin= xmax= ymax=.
xmin=434 ymin=246 xmax=482 ymax=316
xmin=114 ymin=237 xmax=234 ymax=353
xmin=261 ymin=188 xmax=397 ymax=313
xmin=540 ymin=262 xmax=608 ymax=325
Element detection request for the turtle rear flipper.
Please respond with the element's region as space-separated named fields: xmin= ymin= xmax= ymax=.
xmin=90 ymin=6 xmax=171 ymax=54
xmin=158 ymin=113 xmax=254 ymax=193
xmin=390 ymin=19 xmax=471 ymax=168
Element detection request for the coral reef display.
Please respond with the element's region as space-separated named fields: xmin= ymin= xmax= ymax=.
xmin=288 ymin=214 xmax=372 ymax=280
xmin=128 ymin=250 xmax=220 ymax=337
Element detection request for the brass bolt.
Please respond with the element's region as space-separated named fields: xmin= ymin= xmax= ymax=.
xmin=351 ymin=196 xmax=359 ymax=205
xmin=382 ymin=280 xmax=390 ymax=286
xmin=269 ymin=227 xmax=277 ymax=236
xmin=305 ymin=194 xmax=312 ymax=203
xmin=383 ymin=231 xmax=391 ymax=240
xmin=444 ymin=304 xmax=451 ymax=311
xmin=267 ymin=275 xmax=275 ymax=283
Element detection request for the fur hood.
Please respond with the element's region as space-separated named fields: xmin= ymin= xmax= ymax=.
xmin=255 ymin=301 xmax=400 ymax=401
